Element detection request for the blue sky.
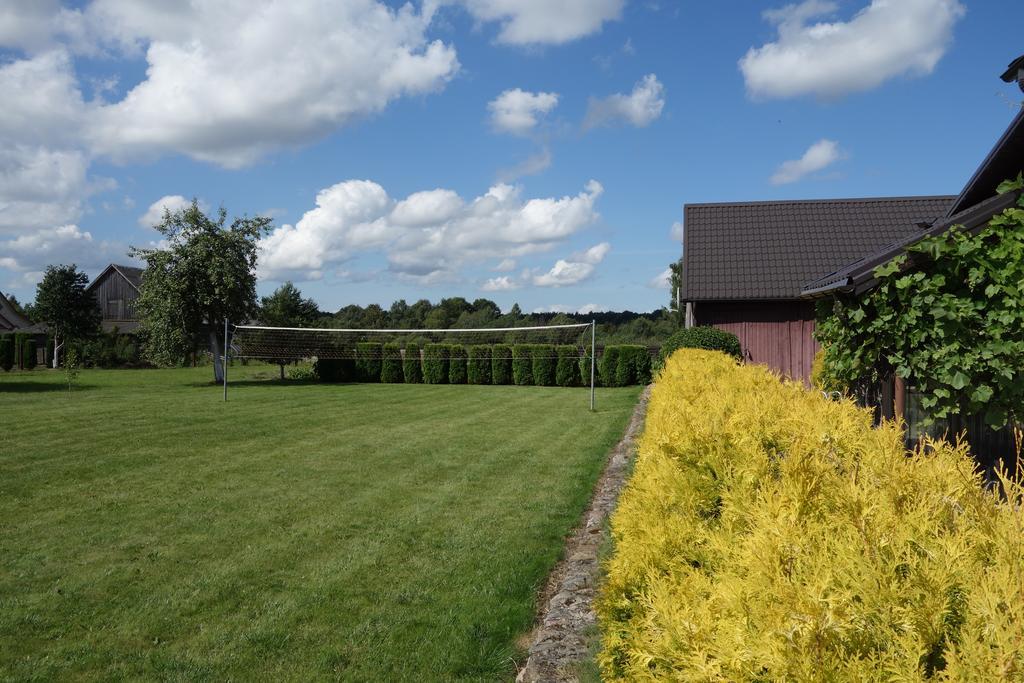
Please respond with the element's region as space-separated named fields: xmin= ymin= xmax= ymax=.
xmin=0 ymin=0 xmax=1020 ymax=314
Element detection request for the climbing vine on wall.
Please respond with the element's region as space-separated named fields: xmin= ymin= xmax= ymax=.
xmin=817 ymin=175 xmax=1024 ymax=427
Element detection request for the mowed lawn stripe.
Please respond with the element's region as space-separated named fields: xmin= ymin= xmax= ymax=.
xmin=0 ymin=366 xmax=639 ymax=681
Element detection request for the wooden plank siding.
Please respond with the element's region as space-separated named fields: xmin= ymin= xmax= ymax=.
xmin=694 ymin=300 xmax=819 ymax=383
xmin=90 ymin=270 xmax=139 ymax=322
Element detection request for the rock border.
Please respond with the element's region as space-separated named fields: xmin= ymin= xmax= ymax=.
xmin=517 ymin=386 xmax=651 ymax=682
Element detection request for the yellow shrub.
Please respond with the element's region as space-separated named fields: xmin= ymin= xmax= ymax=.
xmin=597 ymin=349 xmax=1024 ymax=681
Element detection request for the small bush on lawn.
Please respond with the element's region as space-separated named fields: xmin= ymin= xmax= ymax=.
xmin=512 ymin=345 xmax=534 ymax=386
xmin=422 ymin=343 xmax=449 ymax=384
xmin=531 ymin=344 xmax=556 ymax=386
xmin=659 ymin=326 xmax=742 ymax=364
xmin=467 ymin=345 xmax=492 ymax=385
xmin=491 ymin=344 xmax=512 ymax=385
xmin=380 ymin=343 xmax=403 ymax=383
xmin=597 ymin=348 xmax=1024 ymax=681
xmin=448 ymin=345 xmax=468 ymax=384
xmin=313 ymin=357 xmax=356 ymax=383
xmin=355 ymin=342 xmax=382 ymax=382
xmin=555 ymin=345 xmax=580 ymax=387
xmin=22 ymin=338 xmax=37 ymax=370
xmin=598 ymin=346 xmax=621 ymax=387
xmin=0 ymin=335 xmax=12 ymax=371
xmin=403 ymin=345 xmax=422 ymax=384
xmin=288 ymin=363 xmax=317 ymax=380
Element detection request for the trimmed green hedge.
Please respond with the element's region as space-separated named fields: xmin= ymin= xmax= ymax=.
xmin=556 ymin=345 xmax=580 ymax=387
xmin=615 ymin=345 xmax=652 ymax=386
xmin=492 ymin=344 xmax=512 ymax=385
xmin=532 ymin=344 xmax=556 ymax=386
xmin=0 ymin=335 xmax=12 ymax=372
xmin=403 ymin=345 xmax=422 ymax=384
xmin=599 ymin=346 xmax=621 ymax=387
xmin=355 ymin=342 xmax=382 ymax=382
xmin=314 ymin=357 xmax=356 ymax=383
xmin=448 ymin=345 xmax=468 ymax=384
xmin=22 ymin=338 xmax=37 ymax=370
xmin=423 ymin=343 xmax=449 ymax=384
xmin=512 ymin=345 xmax=534 ymax=386
xmin=468 ymin=345 xmax=491 ymax=385
xmin=381 ymin=343 xmax=403 ymax=383
xmin=660 ymin=326 xmax=742 ymax=363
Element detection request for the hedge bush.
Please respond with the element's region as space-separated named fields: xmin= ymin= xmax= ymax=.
xmin=355 ymin=342 xmax=382 ymax=382
xmin=659 ymin=325 xmax=742 ymax=363
xmin=579 ymin=346 xmax=593 ymax=387
xmin=448 ymin=345 xmax=468 ymax=384
xmin=13 ymin=332 xmax=26 ymax=369
xmin=380 ymin=343 xmax=403 ymax=383
xmin=555 ymin=345 xmax=580 ymax=387
xmin=512 ymin=345 xmax=534 ymax=386
xmin=402 ymin=345 xmax=422 ymax=384
xmin=22 ymin=338 xmax=37 ymax=370
xmin=598 ymin=349 xmax=1024 ymax=680
xmin=0 ymin=335 xmax=12 ymax=372
xmin=467 ymin=345 xmax=492 ymax=385
xmin=614 ymin=345 xmax=651 ymax=386
xmin=313 ymin=357 xmax=356 ymax=383
xmin=422 ymin=343 xmax=449 ymax=384
xmin=491 ymin=344 xmax=512 ymax=385
xmin=531 ymin=344 xmax=556 ymax=386
xmin=598 ymin=346 xmax=621 ymax=387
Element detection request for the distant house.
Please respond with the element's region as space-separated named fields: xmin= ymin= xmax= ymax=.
xmin=86 ymin=264 xmax=144 ymax=334
xmin=681 ymin=196 xmax=952 ymax=381
xmin=0 ymin=291 xmax=32 ymax=332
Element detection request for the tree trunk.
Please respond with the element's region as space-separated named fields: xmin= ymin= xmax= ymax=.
xmin=52 ymin=333 xmax=62 ymax=369
xmin=210 ymin=330 xmax=224 ymax=383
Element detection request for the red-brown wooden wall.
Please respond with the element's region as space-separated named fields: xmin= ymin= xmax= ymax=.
xmin=694 ymin=300 xmax=819 ymax=382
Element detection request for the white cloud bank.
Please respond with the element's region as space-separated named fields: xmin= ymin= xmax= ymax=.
xmin=454 ymin=0 xmax=624 ymax=45
xmin=532 ymin=242 xmax=610 ymax=287
xmin=138 ymin=194 xmax=193 ymax=228
xmin=770 ymin=138 xmax=844 ymax=185
xmin=488 ymin=89 xmax=559 ymax=136
xmin=258 ymin=179 xmax=604 ymax=285
xmin=740 ymin=0 xmax=965 ymax=100
xmin=584 ymin=74 xmax=665 ymax=129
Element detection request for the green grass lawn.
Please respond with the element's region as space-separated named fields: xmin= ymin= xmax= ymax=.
xmin=0 ymin=365 xmax=640 ymax=681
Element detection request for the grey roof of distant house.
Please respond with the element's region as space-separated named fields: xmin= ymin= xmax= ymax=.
xmin=681 ymin=195 xmax=955 ymax=301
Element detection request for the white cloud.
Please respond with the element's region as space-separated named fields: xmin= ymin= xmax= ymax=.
xmin=770 ymin=138 xmax=844 ymax=185
xmin=532 ymin=241 xmax=611 ymax=287
xmin=0 ymin=224 xmax=122 ymax=275
xmin=532 ymin=303 xmax=606 ymax=314
xmin=138 ymin=194 xmax=193 ymax=228
xmin=740 ymin=0 xmax=965 ymax=100
xmin=455 ymin=0 xmax=624 ymax=45
xmin=497 ymin=147 xmax=552 ymax=183
xmin=82 ymin=0 xmax=459 ymax=167
xmin=488 ymin=89 xmax=559 ymax=135
xmin=494 ymin=258 xmax=516 ymax=272
xmin=258 ymin=179 xmax=603 ymax=284
xmin=584 ymin=74 xmax=665 ymax=129
xmin=481 ymin=276 xmax=519 ymax=292
xmin=0 ymin=146 xmax=93 ymax=235
xmin=577 ymin=303 xmax=606 ymax=315
xmin=670 ymin=221 xmax=684 ymax=242
xmin=649 ymin=267 xmax=672 ymax=289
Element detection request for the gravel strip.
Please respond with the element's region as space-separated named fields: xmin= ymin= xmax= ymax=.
xmin=517 ymin=386 xmax=651 ymax=682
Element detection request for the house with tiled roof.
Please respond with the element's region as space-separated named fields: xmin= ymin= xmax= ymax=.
xmin=681 ymin=59 xmax=1024 ymax=384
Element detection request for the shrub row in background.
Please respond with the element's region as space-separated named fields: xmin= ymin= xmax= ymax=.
xmin=0 ymin=333 xmax=40 ymax=371
xmin=597 ymin=348 xmax=1024 ymax=680
xmin=307 ymin=343 xmax=651 ymax=386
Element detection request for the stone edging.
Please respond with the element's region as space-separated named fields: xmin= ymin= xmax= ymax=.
xmin=517 ymin=386 xmax=651 ymax=682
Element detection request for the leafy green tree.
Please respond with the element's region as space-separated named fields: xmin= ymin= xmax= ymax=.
xmin=817 ymin=177 xmax=1024 ymax=427
xmin=261 ymin=281 xmax=320 ymax=379
xmin=33 ymin=264 xmax=101 ymax=368
xmin=131 ymin=200 xmax=271 ymax=382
